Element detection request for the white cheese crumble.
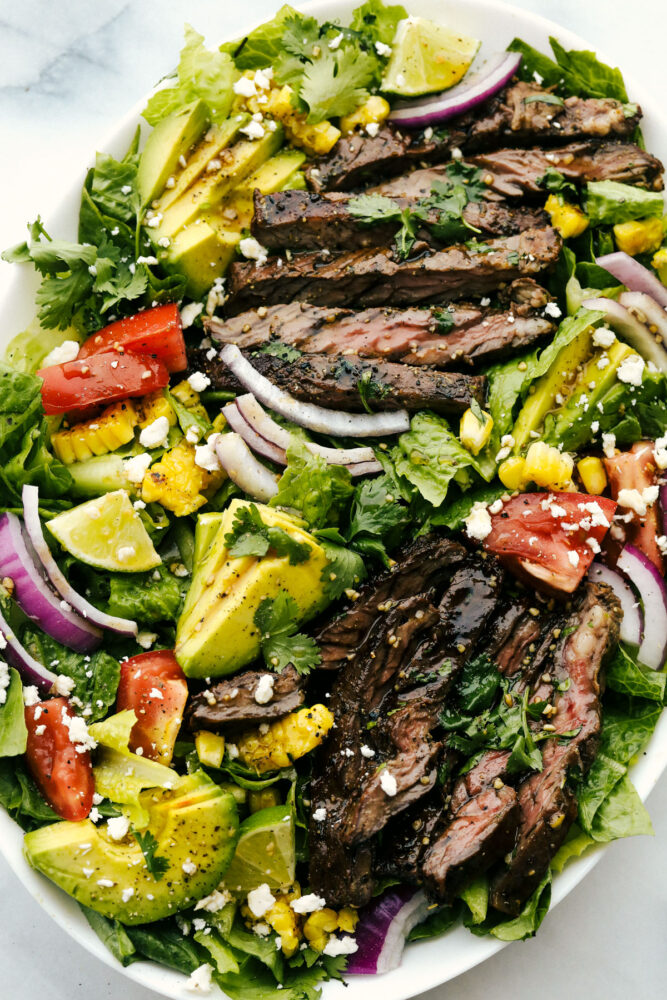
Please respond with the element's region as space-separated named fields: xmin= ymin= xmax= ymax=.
xmin=233 ymin=75 xmax=257 ymax=97
xmin=136 ymin=255 xmax=159 ymax=265
xmin=653 ymin=433 xmax=667 ymax=470
xmin=240 ymin=119 xmax=265 ymax=140
xmin=366 ymin=122 xmax=380 ymax=138
xmin=180 ymin=302 xmax=204 ymax=329
xmin=464 ymin=502 xmax=493 ymax=542
xmin=375 ymin=40 xmax=392 ymax=56
xmin=23 ymin=687 xmax=40 ymax=707
xmin=592 ymin=327 xmax=616 ymax=349
xmin=139 ymin=415 xmax=171 ymax=449
xmin=61 ymin=706 xmax=97 ymax=753
xmin=124 ymin=452 xmax=152 ymax=484
xmin=601 ymin=432 xmax=616 ymax=459
xmin=360 ymin=744 xmax=376 ymax=758
xmin=52 ymin=674 xmax=75 ymax=697
xmin=121 ymin=887 xmax=135 ymax=903
xmin=323 ymin=935 xmax=358 ymax=957
xmin=106 ymin=815 xmax=130 ymax=841
xmin=254 ymin=674 xmax=275 ymax=705
xmin=657 ymin=535 xmax=667 ymax=556
xmin=239 ymin=236 xmax=268 ymax=266
xmin=136 ymin=631 xmax=157 ymax=650
xmin=291 ymin=893 xmax=327 ymax=914
xmin=328 ymin=32 xmax=344 ymax=49
xmin=247 ymin=883 xmax=276 ymax=918
xmin=254 ymin=67 xmax=273 ymax=90
xmin=195 ymin=888 xmax=232 ymax=913
xmin=380 ymin=769 xmax=398 ymax=797
xmin=117 ymin=545 xmax=137 ymax=563
xmin=148 ymin=687 xmax=164 ymax=700
xmin=0 ymin=663 xmax=9 ymax=705
xmin=186 ymin=963 xmax=214 ymax=994
xmin=617 ymin=354 xmax=645 ymax=386
xmin=312 ymin=807 xmax=327 ymax=822
xmin=617 ymin=485 xmax=659 ymax=517
xmin=195 ymin=433 xmax=222 ymax=472
xmin=187 ymin=371 xmax=211 ymax=393
xmin=41 ymin=340 xmax=80 ymax=368
xmin=206 ymin=277 xmax=227 ymax=316
xmin=182 ymin=859 xmax=198 ymax=876
xmin=567 ymin=550 xmax=580 ymax=567
xmin=97 ymin=878 xmax=115 ymax=888
xmin=544 ymin=301 xmax=562 ymax=319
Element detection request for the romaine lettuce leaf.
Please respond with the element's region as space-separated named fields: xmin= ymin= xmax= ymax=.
xmin=586 ymin=180 xmax=664 ymax=225
xmin=270 ymin=440 xmax=354 ymax=528
xmin=489 ymin=871 xmax=551 ymax=941
xmin=0 ymin=668 xmax=27 ymax=757
xmin=605 ymin=644 xmax=666 ymax=703
xmin=107 ymin=564 xmax=185 ymax=625
xmin=508 ymin=36 xmax=629 ymax=101
xmin=23 ymin=629 xmax=120 ymax=723
xmin=391 ymin=411 xmax=482 ymax=507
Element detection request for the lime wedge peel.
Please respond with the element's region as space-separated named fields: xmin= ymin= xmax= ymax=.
xmin=381 ymin=16 xmax=480 ymax=97
xmin=221 ymin=804 xmax=295 ymax=895
xmin=46 ymin=490 xmax=161 ymax=573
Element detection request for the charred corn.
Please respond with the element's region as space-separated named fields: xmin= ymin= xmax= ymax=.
xmin=613 ymin=217 xmax=663 ymax=256
xmin=336 ymin=907 xmax=359 ymax=934
xmin=498 ymin=455 xmax=527 ymax=491
xmin=237 ymin=705 xmax=334 ymax=772
xmin=544 ymin=195 xmax=589 ymax=239
xmin=524 ymin=441 xmax=574 ymax=491
xmin=265 ymin=894 xmax=301 ymax=957
xmin=171 ymin=379 xmax=210 ymax=424
xmin=303 ymin=908 xmax=339 ymax=953
xmin=140 ymin=439 xmax=225 ymax=516
xmin=194 ymin=730 xmax=225 ymax=769
xmin=577 ymin=456 xmax=608 ymax=495
xmin=340 ymin=96 xmax=391 ymax=134
xmin=52 ymin=401 xmax=137 ymax=465
xmin=652 ymin=247 xmax=667 ymax=282
xmin=460 ymin=407 xmax=493 ymax=455
xmin=134 ymin=391 xmax=177 ymax=429
xmin=259 ymin=86 xmax=340 ymax=156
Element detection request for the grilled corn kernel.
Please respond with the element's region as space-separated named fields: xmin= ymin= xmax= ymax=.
xmin=248 ymin=788 xmax=282 ymax=813
xmin=336 ymin=907 xmax=359 ymax=933
xmin=460 ymin=407 xmax=493 ymax=455
xmin=544 ymin=195 xmax=589 ymax=239
xmin=577 ymin=456 xmax=608 ymax=495
xmin=339 ymin=96 xmax=391 ymax=134
xmin=171 ymin=379 xmax=210 ymax=426
xmin=237 ymin=705 xmax=334 ymax=773
xmin=135 ymin=391 xmax=177 ymax=429
xmin=652 ymin=246 xmax=667 ymax=283
xmin=524 ymin=441 xmax=574 ymax=491
xmin=263 ymin=86 xmax=340 ymax=156
xmin=498 ymin=455 xmax=527 ymax=490
xmin=194 ymin=730 xmax=225 ymax=769
xmin=265 ymin=895 xmax=302 ymax=957
xmin=141 ymin=439 xmax=225 ymax=517
xmin=303 ymin=908 xmax=339 ymax=953
xmin=51 ymin=400 xmax=138 ymax=465
xmin=613 ymin=217 xmax=663 ymax=257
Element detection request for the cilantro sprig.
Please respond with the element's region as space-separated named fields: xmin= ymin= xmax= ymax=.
xmin=134 ymin=830 xmax=169 ymax=880
xmin=254 ymin=592 xmax=321 ymax=675
xmin=224 ymin=504 xmax=311 ymax=564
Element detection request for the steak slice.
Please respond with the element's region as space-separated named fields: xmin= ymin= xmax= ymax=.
xmin=372 ymin=141 xmax=664 ymax=202
xmin=187 ymin=348 xmax=486 ymax=415
xmin=316 ymin=533 xmax=467 ymax=670
xmin=185 ymin=665 xmax=303 ymax=730
xmin=251 ymin=188 xmax=549 ymax=252
xmin=490 ymin=582 xmax=622 ymax=915
xmin=458 ymin=81 xmax=641 ymax=151
xmin=205 ymin=280 xmax=556 ymax=371
xmin=225 ymin=228 xmax=562 ymax=313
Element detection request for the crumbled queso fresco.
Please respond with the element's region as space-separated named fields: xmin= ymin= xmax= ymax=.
xmin=616 ymin=353 xmax=645 ymax=386
xmin=464 ymin=502 xmax=493 ymax=542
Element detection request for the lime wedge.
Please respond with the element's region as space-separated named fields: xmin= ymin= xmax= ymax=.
xmin=46 ymin=490 xmax=161 ymax=572
xmin=221 ymin=804 xmax=295 ymax=895
xmin=381 ymin=16 xmax=480 ymax=97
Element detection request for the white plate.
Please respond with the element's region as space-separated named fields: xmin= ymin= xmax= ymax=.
xmin=0 ymin=1 xmax=666 ymax=997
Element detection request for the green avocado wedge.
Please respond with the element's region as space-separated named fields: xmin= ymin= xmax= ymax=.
xmin=23 ymin=772 xmax=238 ymax=925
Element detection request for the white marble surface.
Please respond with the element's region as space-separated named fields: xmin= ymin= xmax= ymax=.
xmin=0 ymin=1 xmax=666 ymax=998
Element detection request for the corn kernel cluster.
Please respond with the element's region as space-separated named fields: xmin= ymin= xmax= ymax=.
xmin=237 ymin=704 xmax=334 ymax=773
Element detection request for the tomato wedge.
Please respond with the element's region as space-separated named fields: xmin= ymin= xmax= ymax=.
xmin=77 ymin=304 xmax=186 ymax=373
xmin=25 ymin=697 xmax=95 ymax=821
xmin=483 ymin=492 xmax=617 ymax=594
xmin=604 ymin=441 xmax=664 ymax=574
xmin=38 ymin=351 xmax=169 ymax=415
xmin=116 ymin=650 xmax=188 ymax=766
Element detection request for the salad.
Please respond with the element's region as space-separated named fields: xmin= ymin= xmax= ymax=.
xmin=0 ymin=2 xmax=666 ymax=997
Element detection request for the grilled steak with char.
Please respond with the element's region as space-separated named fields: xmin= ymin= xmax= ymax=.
xmin=225 ymin=228 xmax=561 ymax=314
xmin=186 ymin=665 xmax=303 ymax=730
xmin=187 ymin=348 xmax=486 ymax=415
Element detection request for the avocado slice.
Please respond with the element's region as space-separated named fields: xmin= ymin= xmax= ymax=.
xmin=208 ymin=148 xmax=308 ymax=232
xmin=175 ymin=500 xmax=330 ymax=678
xmin=162 ymin=222 xmax=240 ymax=298
xmin=155 ymin=115 xmax=249 ymax=212
xmin=137 ymin=100 xmax=209 ymax=206
xmin=23 ymin=772 xmax=238 ymax=925
xmin=153 ymin=127 xmax=284 ymax=241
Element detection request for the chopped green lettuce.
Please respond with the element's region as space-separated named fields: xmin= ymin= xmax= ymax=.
xmin=586 ymin=180 xmax=664 ymax=225
xmin=459 ymin=875 xmax=489 ymax=925
xmin=143 ymin=25 xmax=235 ymax=126
xmin=490 ymin=871 xmax=551 ymax=941
xmin=345 ymin=474 xmax=411 ymax=566
xmin=391 ymin=411 xmax=482 ymax=507
xmin=107 ymin=564 xmax=186 ymax=625
xmin=508 ymin=36 xmax=629 ymax=101
xmin=24 ymin=630 xmax=120 ymax=723
xmin=271 ymin=440 xmax=354 ymax=528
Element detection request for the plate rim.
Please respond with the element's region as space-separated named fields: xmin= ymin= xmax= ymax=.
xmin=0 ymin=1 xmax=666 ymax=998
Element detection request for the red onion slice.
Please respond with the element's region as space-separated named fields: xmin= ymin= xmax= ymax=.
xmin=219 ymin=344 xmax=409 ymax=438
xmin=0 ymin=512 xmax=101 ymax=652
xmin=0 ymin=603 xmax=58 ymax=692
xmin=588 ymin=560 xmax=643 ymax=646
xmin=617 ymin=544 xmax=667 ymax=669
xmin=388 ymin=52 xmax=522 ymax=127
xmin=229 ymin=394 xmax=382 ymax=475
xmin=596 ymin=251 xmax=667 ymax=309
xmin=346 ymin=887 xmax=430 ymax=975
xmin=22 ymin=486 xmax=138 ymax=638
xmin=581 ymin=296 xmax=667 ymax=370
xmin=214 ymin=432 xmax=279 ymax=502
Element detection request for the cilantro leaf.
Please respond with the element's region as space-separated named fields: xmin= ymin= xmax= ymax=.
xmin=254 ymin=593 xmax=321 ymax=675
xmin=300 ymin=43 xmax=378 ymax=123
xmin=433 ymin=308 xmax=455 ymax=334
xmin=537 ymin=167 xmax=579 ymax=203
xmin=134 ymin=830 xmax=169 ymax=880
xmin=143 ymin=25 xmax=235 ymax=126
xmin=317 ymin=537 xmax=366 ymax=599
xmin=346 ymin=474 xmax=410 ymax=566
xmin=259 ymin=342 xmax=303 ymax=363
xmin=348 ymin=193 xmax=403 ymax=224
xmin=224 ymin=503 xmax=311 ymax=565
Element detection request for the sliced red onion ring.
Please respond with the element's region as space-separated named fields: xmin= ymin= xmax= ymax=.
xmin=22 ymin=485 xmax=138 ymax=638
xmin=0 ymin=603 xmax=58 ymax=692
xmin=617 ymin=544 xmax=667 ymax=670
xmin=588 ymin=560 xmax=643 ymax=646
xmin=618 ymin=291 xmax=667 ymax=371
xmin=214 ymin=432 xmax=279 ymax=502
xmin=596 ymin=251 xmax=667 ymax=309
xmin=388 ymin=52 xmax=522 ymax=127
xmin=346 ymin=887 xmax=430 ymax=975
xmin=581 ymin=296 xmax=667 ymax=370
xmin=219 ymin=344 xmax=409 ymax=438
xmin=0 ymin=512 xmax=101 ymax=652
xmin=228 ymin=394 xmax=382 ymax=476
